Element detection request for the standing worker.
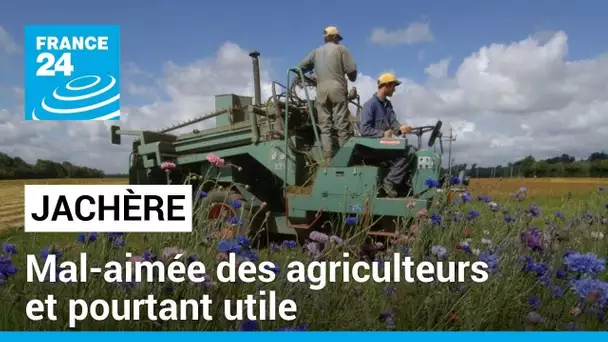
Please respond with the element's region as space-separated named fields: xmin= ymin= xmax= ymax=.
xmin=360 ymin=72 xmax=413 ymax=197
xmin=298 ymin=26 xmax=358 ymax=166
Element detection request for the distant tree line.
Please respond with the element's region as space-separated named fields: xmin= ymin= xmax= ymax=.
xmin=0 ymin=152 xmax=108 ymax=179
xmin=456 ymin=152 xmax=608 ymax=178
xmin=2 ymin=150 xmax=608 ymax=180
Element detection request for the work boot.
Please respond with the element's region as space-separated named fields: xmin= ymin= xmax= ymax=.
xmin=383 ymin=181 xmax=399 ymax=198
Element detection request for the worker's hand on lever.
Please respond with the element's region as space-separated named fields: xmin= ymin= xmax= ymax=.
xmin=399 ymin=125 xmax=413 ymax=134
xmin=383 ymin=130 xmax=394 ymax=138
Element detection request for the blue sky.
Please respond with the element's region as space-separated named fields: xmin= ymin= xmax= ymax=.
xmin=1 ymin=0 xmax=607 ymax=98
xmin=1 ymin=1 xmax=608 ymax=172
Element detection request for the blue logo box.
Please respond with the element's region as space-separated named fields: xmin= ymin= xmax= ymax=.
xmin=24 ymin=25 xmax=121 ymax=121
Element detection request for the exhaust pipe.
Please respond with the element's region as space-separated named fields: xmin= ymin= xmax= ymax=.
xmin=249 ymin=51 xmax=261 ymax=143
xmin=249 ymin=51 xmax=262 ymax=106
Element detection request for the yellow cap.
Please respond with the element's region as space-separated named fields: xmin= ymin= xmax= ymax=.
xmin=323 ymin=26 xmax=343 ymax=40
xmin=378 ymin=72 xmax=402 ymax=86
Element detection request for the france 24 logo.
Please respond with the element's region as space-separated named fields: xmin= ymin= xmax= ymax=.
xmin=24 ymin=25 xmax=121 ymax=121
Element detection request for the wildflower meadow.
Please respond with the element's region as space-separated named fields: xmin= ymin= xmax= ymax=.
xmin=0 ymin=177 xmax=606 ymax=331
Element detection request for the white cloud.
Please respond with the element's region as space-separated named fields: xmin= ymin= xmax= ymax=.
xmin=0 ymin=25 xmax=20 ymax=54
xmin=370 ymin=22 xmax=434 ymax=46
xmin=1 ymin=27 xmax=608 ymax=173
xmin=353 ymin=31 xmax=608 ymax=166
xmin=425 ymin=58 xmax=451 ymax=79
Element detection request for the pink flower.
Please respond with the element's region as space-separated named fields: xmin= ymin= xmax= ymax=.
xmin=130 ymin=256 xmax=145 ymax=263
xmin=417 ymin=208 xmax=428 ymax=218
xmin=206 ymin=153 xmax=225 ymax=167
xmin=160 ymin=161 xmax=176 ymax=170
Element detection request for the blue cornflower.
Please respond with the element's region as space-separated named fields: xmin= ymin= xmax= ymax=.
xmin=77 ymin=232 xmax=98 ymax=244
xmin=528 ymin=296 xmax=541 ymax=310
xmin=112 ymin=237 xmax=125 ymax=248
xmin=430 ymin=214 xmax=441 ymax=225
xmin=449 ymin=176 xmax=461 ymax=185
xmin=2 ymin=243 xmax=17 ymax=255
xmin=460 ymin=192 xmax=472 ymax=203
xmin=477 ymin=195 xmax=491 ymax=202
xmin=479 ymin=251 xmax=499 ymax=274
xmin=520 ymin=226 xmax=543 ymax=251
xmin=465 ymin=210 xmax=480 ymax=220
xmin=555 ymin=211 xmax=564 ymax=219
xmin=424 ymin=178 xmax=440 ymax=188
xmin=241 ymin=250 xmax=258 ymax=262
xmin=551 ymin=285 xmax=565 ymax=298
xmin=164 ymin=284 xmax=174 ymax=295
xmin=374 ymin=256 xmax=385 ymax=269
xmin=0 ymin=256 xmax=18 ymax=278
xmin=108 ymin=232 xmax=124 ymax=241
xmin=264 ymin=262 xmax=280 ymax=274
xmin=345 ymin=216 xmax=358 ymax=225
xmin=525 ymin=204 xmax=541 ymax=217
xmin=570 ymin=278 xmax=608 ymax=307
xmin=504 ymin=215 xmax=515 ymax=223
xmin=199 ymin=191 xmax=208 ymax=198
xmin=457 ymin=243 xmax=472 ymax=255
xmin=379 ymin=310 xmax=396 ymax=329
xmin=231 ymin=200 xmax=242 ymax=209
xmin=431 ymin=245 xmax=448 ymax=260
xmin=143 ymin=250 xmax=156 ymax=262
xmin=186 ymin=254 xmax=198 ymax=264
xmin=237 ymin=236 xmax=250 ymax=246
xmin=227 ymin=216 xmax=244 ymax=226
xmin=40 ymin=246 xmax=62 ymax=261
xmin=282 ymin=240 xmax=297 ymax=249
xmin=217 ymin=239 xmax=242 ymax=254
xmin=239 ymin=319 xmax=259 ymax=331
xmin=563 ymin=252 xmax=606 ymax=276
xmin=521 ymin=256 xmax=551 ymax=279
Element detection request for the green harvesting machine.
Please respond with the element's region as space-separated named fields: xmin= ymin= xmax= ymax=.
xmin=110 ymin=51 xmax=468 ymax=239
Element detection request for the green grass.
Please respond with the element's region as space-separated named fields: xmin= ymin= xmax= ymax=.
xmin=0 ymin=184 xmax=606 ymax=331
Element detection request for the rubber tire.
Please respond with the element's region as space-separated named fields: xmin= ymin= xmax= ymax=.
xmin=196 ymin=190 xmax=267 ymax=246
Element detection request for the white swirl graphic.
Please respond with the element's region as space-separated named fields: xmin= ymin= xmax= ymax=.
xmin=32 ymin=74 xmax=120 ymax=121
xmin=66 ymin=75 xmax=101 ymax=91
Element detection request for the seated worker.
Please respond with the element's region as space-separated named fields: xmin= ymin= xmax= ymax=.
xmin=360 ymin=72 xmax=412 ymax=198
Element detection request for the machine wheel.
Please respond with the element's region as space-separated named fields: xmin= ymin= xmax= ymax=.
xmin=196 ymin=190 xmax=268 ymax=246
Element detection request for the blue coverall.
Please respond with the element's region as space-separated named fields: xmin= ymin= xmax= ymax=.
xmin=359 ymin=94 xmax=408 ymax=187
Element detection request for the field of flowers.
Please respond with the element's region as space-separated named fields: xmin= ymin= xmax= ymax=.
xmin=0 ymin=177 xmax=606 ymax=331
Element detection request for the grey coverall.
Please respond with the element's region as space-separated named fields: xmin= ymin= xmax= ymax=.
xmin=360 ymin=94 xmax=408 ymax=186
xmin=298 ymin=43 xmax=357 ymax=155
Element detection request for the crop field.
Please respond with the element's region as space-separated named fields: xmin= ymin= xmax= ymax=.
xmin=1 ymin=177 xmax=605 ymax=231
xmin=0 ymin=178 xmax=129 ymax=230
xmin=0 ymin=177 xmax=607 ymax=331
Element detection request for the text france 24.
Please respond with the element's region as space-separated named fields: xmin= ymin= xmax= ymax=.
xmin=24 ymin=25 xmax=121 ymax=121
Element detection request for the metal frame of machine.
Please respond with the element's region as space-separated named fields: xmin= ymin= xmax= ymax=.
xmin=110 ymin=51 xmax=463 ymax=239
